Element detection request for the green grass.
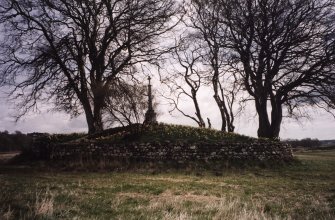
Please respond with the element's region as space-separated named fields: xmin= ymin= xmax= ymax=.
xmin=0 ymin=150 xmax=334 ymax=219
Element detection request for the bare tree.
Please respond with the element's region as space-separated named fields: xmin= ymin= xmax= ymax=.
xmin=163 ymin=36 xmax=207 ymax=128
xmin=216 ymin=0 xmax=335 ymax=138
xmin=0 ymin=0 xmax=179 ymax=134
xmin=105 ymin=78 xmax=157 ymax=127
xmin=185 ymin=0 xmax=243 ymax=132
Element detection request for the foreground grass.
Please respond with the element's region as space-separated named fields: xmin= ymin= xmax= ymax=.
xmin=0 ymin=150 xmax=334 ymax=220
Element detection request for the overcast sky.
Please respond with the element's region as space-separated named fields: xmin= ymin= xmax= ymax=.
xmin=0 ymin=2 xmax=333 ymax=141
xmin=1 ymin=86 xmax=334 ymax=140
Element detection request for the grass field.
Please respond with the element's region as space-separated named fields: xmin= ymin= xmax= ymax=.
xmin=0 ymin=150 xmax=334 ymax=220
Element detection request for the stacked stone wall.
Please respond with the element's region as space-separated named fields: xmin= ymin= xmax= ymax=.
xmin=45 ymin=140 xmax=293 ymax=163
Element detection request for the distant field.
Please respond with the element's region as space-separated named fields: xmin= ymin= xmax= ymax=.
xmin=0 ymin=150 xmax=334 ymax=219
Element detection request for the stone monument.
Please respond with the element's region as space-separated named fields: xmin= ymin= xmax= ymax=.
xmin=143 ymin=76 xmax=157 ymax=125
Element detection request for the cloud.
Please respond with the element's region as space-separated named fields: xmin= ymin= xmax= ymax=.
xmin=0 ymin=97 xmax=87 ymax=133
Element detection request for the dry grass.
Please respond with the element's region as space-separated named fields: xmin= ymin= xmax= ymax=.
xmin=33 ymin=188 xmax=54 ymax=217
xmin=0 ymin=188 xmax=55 ymax=219
xmin=0 ymin=150 xmax=334 ymax=219
xmin=118 ymin=190 xmax=284 ymax=220
xmin=0 ymin=205 xmax=14 ymax=220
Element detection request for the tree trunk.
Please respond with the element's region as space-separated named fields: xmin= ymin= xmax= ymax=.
xmin=255 ymin=97 xmax=272 ymax=138
xmin=81 ymin=97 xmax=104 ymax=134
xmin=227 ymin=121 xmax=235 ymax=133
xmin=211 ymin=46 xmax=228 ymax=132
xmin=82 ymin=105 xmax=97 ymax=134
xmin=269 ymin=99 xmax=283 ymax=139
xmin=223 ymin=101 xmax=234 ymax=132
xmin=256 ymin=97 xmax=283 ymax=139
xmin=92 ymin=97 xmax=104 ymax=134
xmin=83 ymin=108 xmax=103 ymax=134
xmin=93 ymin=111 xmax=104 ymax=133
xmin=88 ymin=81 xmax=105 ymax=134
xmin=214 ymin=95 xmax=227 ymax=132
xmin=192 ymin=91 xmax=206 ymax=128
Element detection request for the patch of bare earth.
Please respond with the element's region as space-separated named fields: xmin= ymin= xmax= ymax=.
xmin=118 ymin=190 xmax=220 ymax=203
xmin=0 ymin=152 xmax=20 ymax=164
xmin=141 ymin=176 xmax=241 ymax=189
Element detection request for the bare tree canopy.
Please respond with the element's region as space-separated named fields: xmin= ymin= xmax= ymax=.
xmin=105 ymin=78 xmax=150 ymax=127
xmin=182 ymin=0 xmax=244 ymax=132
xmin=0 ymin=0 xmax=179 ymax=134
xmin=213 ymin=0 xmax=335 ymax=138
xmin=0 ymin=0 xmax=334 ymax=139
xmin=163 ymin=36 xmax=207 ymax=128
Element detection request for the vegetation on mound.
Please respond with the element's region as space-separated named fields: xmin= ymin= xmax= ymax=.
xmin=47 ymin=133 xmax=87 ymax=143
xmin=78 ymin=123 xmax=258 ymax=144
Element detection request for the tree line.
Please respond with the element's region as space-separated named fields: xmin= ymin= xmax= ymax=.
xmin=0 ymin=0 xmax=334 ymax=139
xmin=282 ymin=138 xmax=322 ymax=148
xmin=0 ymin=131 xmax=32 ymax=152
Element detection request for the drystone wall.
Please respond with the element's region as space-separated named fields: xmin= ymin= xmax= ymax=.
xmin=31 ymin=137 xmax=293 ymax=163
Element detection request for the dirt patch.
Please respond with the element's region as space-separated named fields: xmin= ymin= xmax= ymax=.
xmin=159 ymin=190 xmax=221 ymax=203
xmin=118 ymin=192 xmax=152 ymax=199
xmin=0 ymin=152 xmax=21 ymax=164
xmin=141 ymin=176 xmax=240 ymax=190
xmin=141 ymin=176 xmax=195 ymax=184
xmin=118 ymin=190 xmax=221 ymax=203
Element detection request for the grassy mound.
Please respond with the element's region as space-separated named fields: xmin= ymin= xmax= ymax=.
xmin=77 ymin=123 xmax=257 ymax=144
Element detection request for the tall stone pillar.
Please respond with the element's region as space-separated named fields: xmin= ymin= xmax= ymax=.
xmin=143 ymin=76 xmax=157 ymax=125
